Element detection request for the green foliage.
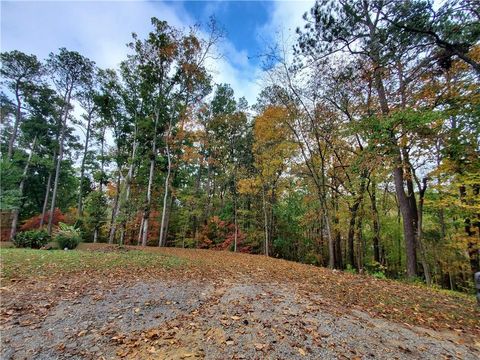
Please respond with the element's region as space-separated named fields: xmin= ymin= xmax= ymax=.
xmin=54 ymin=223 xmax=82 ymax=249
xmin=345 ymin=264 xmax=357 ymax=274
xmin=13 ymin=230 xmax=50 ymax=249
xmin=303 ymin=251 xmax=319 ymax=266
xmin=365 ymin=261 xmax=387 ymax=275
xmin=83 ymin=191 xmax=108 ymax=241
xmin=1 ymin=10 xmax=478 ymax=295
xmin=371 ymin=271 xmax=387 ymax=280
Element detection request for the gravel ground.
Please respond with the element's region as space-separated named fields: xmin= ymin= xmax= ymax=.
xmin=1 ymin=278 xmax=478 ymax=360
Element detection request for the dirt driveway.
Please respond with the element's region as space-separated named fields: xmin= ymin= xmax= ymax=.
xmin=1 ymin=245 xmax=479 ymax=359
xmin=2 ymin=278 xmax=478 ymax=359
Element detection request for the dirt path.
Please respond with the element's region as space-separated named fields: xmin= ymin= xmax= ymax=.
xmin=1 ymin=276 xmax=478 ymax=359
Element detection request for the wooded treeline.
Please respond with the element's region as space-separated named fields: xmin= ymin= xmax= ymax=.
xmin=1 ymin=1 xmax=479 ymax=291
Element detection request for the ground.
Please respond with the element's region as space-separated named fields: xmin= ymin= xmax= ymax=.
xmin=1 ymin=243 xmax=479 ymax=359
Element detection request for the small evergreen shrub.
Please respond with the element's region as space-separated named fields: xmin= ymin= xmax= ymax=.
xmin=54 ymin=223 xmax=82 ymax=249
xmin=13 ymin=230 xmax=50 ymax=249
xmin=345 ymin=264 xmax=357 ymax=274
xmin=371 ymin=271 xmax=387 ymax=280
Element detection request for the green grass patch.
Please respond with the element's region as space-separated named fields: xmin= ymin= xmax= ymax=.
xmin=0 ymin=248 xmax=186 ymax=279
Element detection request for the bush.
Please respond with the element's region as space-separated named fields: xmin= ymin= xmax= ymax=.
xmin=365 ymin=261 xmax=387 ymax=279
xmin=371 ymin=271 xmax=387 ymax=280
xmin=13 ymin=230 xmax=50 ymax=249
xmin=344 ymin=264 xmax=357 ymax=274
xmin=54 ymin=223 xmax=82 ymax=249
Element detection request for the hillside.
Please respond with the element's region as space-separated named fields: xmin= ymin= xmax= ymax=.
xmin=1 ymin=244 xmax=479 ymax=359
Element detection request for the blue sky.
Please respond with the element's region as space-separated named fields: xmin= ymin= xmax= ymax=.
xmin=1 ymin=0 xmax=313 ymax=105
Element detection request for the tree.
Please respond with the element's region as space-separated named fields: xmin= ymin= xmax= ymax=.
xmin=77 ymin=70 xmax=99 ymax=218
xmin=129 ymin=18 xmax=181 ymax=246
xmin=296 ymin=0 xmax=436 ymax=277
xmin=46 ymin=48 xmax=94 ymax=235
xmin=0 ymin=50 xmax=43 ymax=160
xmin=247 ymin=106 xmax=295 ymax=256
xmin=389 ymin=0 xmax=480 ymax=74
xmin=8 ymin=85 xmax=61 ymax=239
xmin=83 ymin=190 xmax=108 ymax=243
xmin=96 ymin=68 xmax=130 ymax=244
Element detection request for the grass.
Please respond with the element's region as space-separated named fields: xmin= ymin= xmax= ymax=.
xmin=0 ymin=248 xmax=186 ymax=280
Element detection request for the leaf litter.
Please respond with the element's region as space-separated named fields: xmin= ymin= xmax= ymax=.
xmin=1 ymin=243 xmax=479 ymax=359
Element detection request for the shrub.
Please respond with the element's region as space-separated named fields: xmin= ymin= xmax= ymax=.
xmin=344 ymin=264 xmax=357 ymax=274
xmin=54 ymin=223 xmax=82 ymax=249
xmin=13 ymin=230 xmax=50 ymax=249
xmin=303 ymin=251 xmax=320 ymax=265
xmin=371 ymin=271 xmax=387 ymax=280
xmin=365 ymin=261 xmax=386 ymax=274
xmin=365 ymin=261 xmax=387 ymax=279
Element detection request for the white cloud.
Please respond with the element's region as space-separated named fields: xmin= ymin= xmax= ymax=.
xmin=0 ymin=0 xmax=314 ymax=109
xmin=260 ymin=0 xmax=314 ymax=40
xmin=1 ymin=1 xmax=191 ymax=69
xmin=206 ymin=0 xmax=315 ymax=106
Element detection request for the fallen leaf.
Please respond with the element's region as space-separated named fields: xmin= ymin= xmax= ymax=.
xmin=254 ymin=343 xmax=265 ymax=351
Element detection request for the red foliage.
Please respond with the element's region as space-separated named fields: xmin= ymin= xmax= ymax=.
xmin=199 ymin=216 xmax=249 ymax=252
xmin=1 ymin=211 xmax=13 ymax=241
xmin=20 ymin=208 xmax=65 ymax=231
xmin=124 ymin=210 xmax=161 ymax=246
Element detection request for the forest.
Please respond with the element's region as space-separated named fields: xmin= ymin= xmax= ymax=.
xmin=1 ymin=0 xmax=479 ymax=293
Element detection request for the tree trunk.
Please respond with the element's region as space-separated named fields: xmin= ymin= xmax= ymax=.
xmin=323 ymin=197 xmax=335 ymax=269
xmin=347 ymin=202 xmax=360 ymax=268
xmin=233 ymin=192 xmax=238 ymax=252
xmin=262 ymin=186 xmax=269 ymax=256
xmin=269 ymin=187 xmax=276 ymax=253
xmin=370 ymin=179 xmax=381 ymax=264
xmin=191 ymin=161 xmax=203 ymax=240
xmin=356 ymin=208 xmax=364 ymax=271
xmin=7 ymin=84 xmax=21 ymax=160
xmin=108 ymin=172 xmax=121 ymax=244
xmin=39 ymin=153 xmax=55 ymax=228
xmin=461 ymin=186 xmax=480 ymax=275
xmin=141 ymin=111 xmax=159 ymax=247
xmin=160 ymin=194 xmax=174 ymax=247
xmin=120 ymin=135 xmax=137 ymax=245
xmin=77 ymin=109 xmax=94 ymax=218
xmin=99 ymin=127 xmax=106 ymax=192
xmin=368 ymin=18 xmax=418 ymax=277
xmin=10 ymin=136 xmax=37 ymax=240
xmin=47 ymin=89 xmax=72 ymax=235
xmin=159 ymin=120 xmax=172 ymax=247
xmin=393 ymin=164 xmax=418 ymax=277
xmin=137 ymin=216 xmax=144 ymax=246
xmin=203 ymin=161 xmax=213 ymax=224
xmin=373 ymin=64 xmax=418 ymax=278
xmin=413 ymin=172 xmax=431 ymax=285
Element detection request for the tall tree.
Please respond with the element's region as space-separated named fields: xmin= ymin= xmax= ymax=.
xmin=46 ymin=48 xmax=94 ymax=235
xmin=296 ymin=0 xmax=435 ymax=277
xmin=129 ymin=18 xmax=181 ymax=246
xmin=77 ymin=72 xmax=98 ymax=218
xmin=0 ymin=51 xmax=43 ymax=160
